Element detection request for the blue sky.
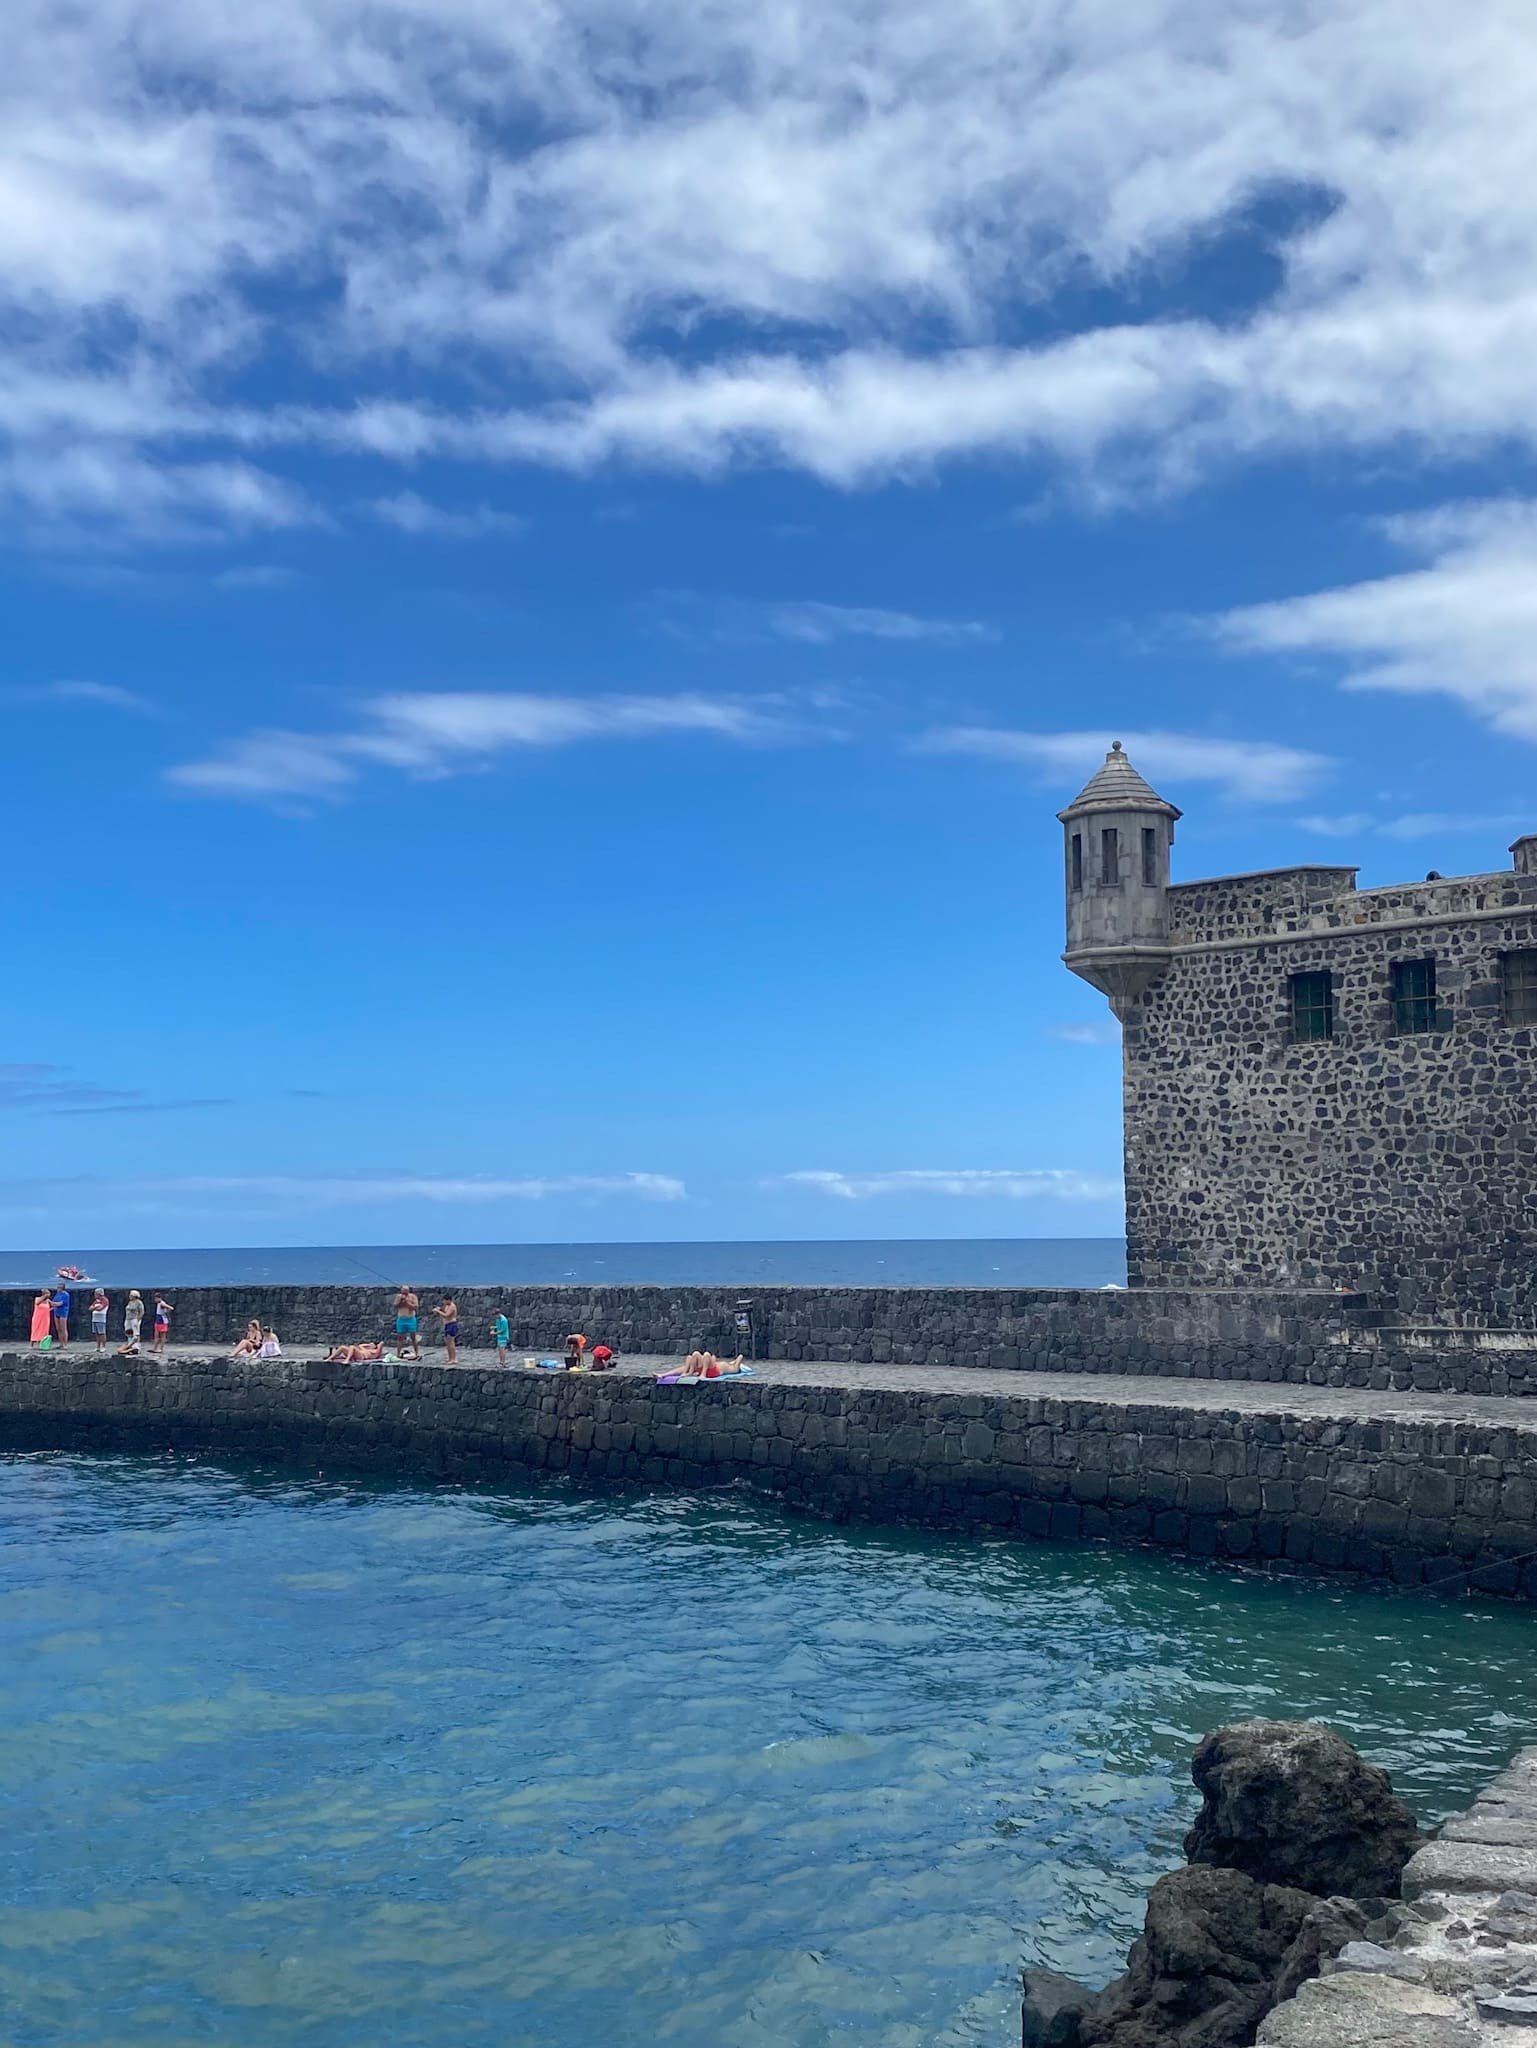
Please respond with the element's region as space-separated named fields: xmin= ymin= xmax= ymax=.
xmin=4 ymin=0 xmax=1536 ymax=1248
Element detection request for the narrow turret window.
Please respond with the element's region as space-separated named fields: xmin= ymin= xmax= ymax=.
xmin=1502 ymin=950 xmax=1537 ymax=1025
xmin=1071 ymin=834 xmax=1083 ymax=892
xmin=1141 ymin=827 xmax=1158 ymax=885
xmin=1099 ymin=827 xmax=1119 ymax=886
xmin=1290 ymin=970 xmax=1334 ymax=1043
xmin=1391 ymin=958 xmax=1436 ymax=1034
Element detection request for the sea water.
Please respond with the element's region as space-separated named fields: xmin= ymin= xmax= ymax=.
xmin=0 ymin=1237 xmax=1125 ymax=1291
xmin=2 ymin=1453 xmax=1533 ymax=2047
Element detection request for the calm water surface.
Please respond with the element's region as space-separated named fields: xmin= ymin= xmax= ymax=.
xmin=0 ymin=1236 xmax=1126 ymax=1290
xmin=2 ymin=1454 xmax=1534 ymax=2048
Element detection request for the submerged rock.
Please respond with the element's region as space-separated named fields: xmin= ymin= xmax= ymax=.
xmin=1184 ymin=1721 xmax=1420 ymax=1899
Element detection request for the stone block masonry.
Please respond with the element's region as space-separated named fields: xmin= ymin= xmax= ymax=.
xmin=5 ymin=1283 xmax=1535 ymax=1398
xmin=1128 ymin=869 xmax=1537 ymax=1325
xmin=7 ymin=1351 xmax=1537 ymax=1602
xmin=1056 ymin=745 xmax=1537 ymax=1327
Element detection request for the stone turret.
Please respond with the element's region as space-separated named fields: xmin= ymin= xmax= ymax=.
xmin=1059 ymin=741 xmax=1181 ymax=1018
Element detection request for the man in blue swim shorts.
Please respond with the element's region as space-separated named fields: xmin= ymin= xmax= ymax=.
xmin=393 ymin=1284 xmax=421 ymax=1360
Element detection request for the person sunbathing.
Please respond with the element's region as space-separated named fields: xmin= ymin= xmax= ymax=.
xmin=677 ymin=1351 xmax=747 ymax=1379
xmin=323 ymin=1341 xmax=385 ymax=1364
xmin=231 ymin=1320 xmax=263 ymax=1358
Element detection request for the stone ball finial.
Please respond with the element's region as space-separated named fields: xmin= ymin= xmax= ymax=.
xmin=1111 ymin=740 xmax=1123 ymax=753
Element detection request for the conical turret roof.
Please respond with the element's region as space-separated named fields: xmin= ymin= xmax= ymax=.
xmin=1058 ymin=741 xmax=1181 ymax=821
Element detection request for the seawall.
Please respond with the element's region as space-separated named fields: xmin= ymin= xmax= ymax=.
xmin=1260 ymin=1744 xmax=1537 ymax=2045
xmin=7 ymin=1282 xmax=1535 ymax=1395
xmin=6 ymin=1350 xmax=1537 ymax=1600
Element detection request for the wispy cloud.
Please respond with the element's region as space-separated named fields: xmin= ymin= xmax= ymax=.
xmin=1298 ymin=810 xmax=1532 ymax=844
xmin=213 ymin=564 xmax=299 ymax=591
xmin=1048 ymin=1020 xmax=1120 ymax=1046
xmin=656 ymin=592 xmax=993 ymax=648
xmin=365 ymin=492 xmax=527 ymax=540
xmin=0 ymin=1171 xmax=685 ymax=1211
xmin=763 ymin=601 xmax=995 ymax=645
xmin=772 ymin=1168 xmax=1121 ymax=1201
xmin=0 ymin=1064 xmax=139 ymax=1112
xmin=12 ymin=679 xmax=156 ymax=715
xmin=919 ymin=727 xmax=1330 ymax=804
xmin=1218 ymin=499 xmax=1537 ymax=743
xmin=0 ymin=444 xmax=318 ymax=551
xmin=0 ymin=1063 xmax=220 ymax=1115
xmin=170 ymin=689 xmax=830 ymax=805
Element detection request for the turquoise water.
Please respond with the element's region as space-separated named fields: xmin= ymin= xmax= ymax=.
xmin=2 ymin=1456 xmax=1534 ymax=2048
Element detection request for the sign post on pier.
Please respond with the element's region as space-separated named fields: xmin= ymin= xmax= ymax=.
xmin=734 ymin=1299 xmax=756 ymax=1361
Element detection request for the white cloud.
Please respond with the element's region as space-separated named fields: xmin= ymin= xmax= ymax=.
xmin=1295 ymin=813 xmax=1375 ymax=840
xmin=1048 ymin=1020 xmax=1121 ymax=1046
xmin=1218 ymin=498 xmax=1537 ymax=742
xmin=774 ymin=1168 xmax=1121 ymax=1201
xmin=0 ymin=442 xmax=317 ymax=549
xmin=365 ymin=492 xmax=527 ymax=539
xmin=1298 ymin=808 xmax=1531 ymax=843
xmin=763 ymin=601 xmax=995 ymax=645
xmin=34 ymin=679 xmax=154 ymax=714
xmin=4 ymin=1 xmax=1537 ymax=529
xmin=920 ymin=726 xmax=1330 ymax=803
xmin=169 ymin=689 xmax=814 ymax=803
xmin=170 ymin=731 xmax=362 ymax=803
xmin=0 ymin=1170 xmax=686 ymax=1211
xmin=1377 ymin=812 xmax=1531 ymax=842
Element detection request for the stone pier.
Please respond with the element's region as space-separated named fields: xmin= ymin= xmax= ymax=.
xmin=6 ymin=1348 xmax=1537 ymax=1600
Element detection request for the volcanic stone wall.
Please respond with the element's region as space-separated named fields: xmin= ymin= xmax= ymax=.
xmin=1125 ymin=864 xmax=1537 ymax=1325
xmin=6 ymin=1350 xmax=1537 ymax=1601
xmin=0 ymin=1282 xmax=1384 ymax=1376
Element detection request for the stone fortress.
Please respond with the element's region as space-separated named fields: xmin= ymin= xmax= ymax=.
xmin=1060 ymin=745 xmax=1537 ymax=1328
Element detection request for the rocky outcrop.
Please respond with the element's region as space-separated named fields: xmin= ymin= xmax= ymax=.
xmin=1079 ymin=1867 xmax=1318 ymax=2048
xmin=1023 ymin=1721 xmax=1420 ymax=2048
xmin=1184 ymin=1722 xmax=1419 ymax=1898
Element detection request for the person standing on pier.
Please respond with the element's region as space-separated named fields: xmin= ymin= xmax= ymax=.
xmin=394 ymin=1285 xmax=422 ymax=1361
xmin=29 ymin=1292 xmax=51 ymax=1346
xmin=90 ymin=1291 xmax=110 ymax=1354
xmin=49 ymin=1285 xmax=70 ymax=1347
xmin=152 ymin=1296 xmax=173 ymax=1353
xmin=434 ymin=1297 xmax=460 ymax=1366
xmin=123 ymin=1290 xmax=144 ymax=1351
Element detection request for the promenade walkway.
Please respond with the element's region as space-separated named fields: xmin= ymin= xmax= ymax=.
xmin=57 ymin=1342 xmax=1537 ymax=1432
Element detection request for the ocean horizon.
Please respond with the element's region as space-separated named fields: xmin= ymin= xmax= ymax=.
xmin=0 ymin=1236 xmax=1126 ymax=1291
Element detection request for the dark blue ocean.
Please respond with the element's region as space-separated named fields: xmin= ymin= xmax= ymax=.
xmin=0 ymin=1237 xmax=1126 ymax=1289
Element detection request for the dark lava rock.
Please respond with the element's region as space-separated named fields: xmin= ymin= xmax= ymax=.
xmin=1184 ymin=1721 xmax=1420 ymax=1898
xmin=1079 ymin=1866 xmax=1316 ymax=2048
xmin=1271 ymin=1895 xmax=1373 ymax=2005
xmin=1022 ymin=1968 xmax=1095 ymax=2046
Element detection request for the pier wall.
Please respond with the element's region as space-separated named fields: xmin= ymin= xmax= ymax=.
xmin=3 ymin=1283 xmax=1531 ymax=1395
xmin=6 ymin=1350 xmax=1537 ymax=1601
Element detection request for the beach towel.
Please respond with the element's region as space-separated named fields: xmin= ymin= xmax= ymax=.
xmin=656 ymin=1366 xmax=755 ymax=1384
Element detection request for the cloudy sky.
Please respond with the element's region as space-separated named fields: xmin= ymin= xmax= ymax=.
xmin=5 ymin=0 xmax=1535 ymax=1247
